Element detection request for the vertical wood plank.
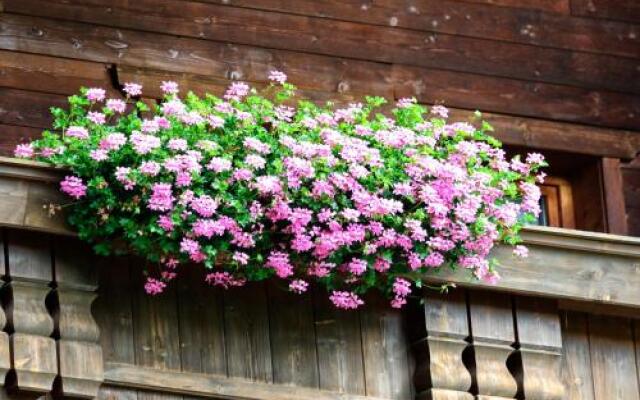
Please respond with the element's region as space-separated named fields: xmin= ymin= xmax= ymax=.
xmin=313 ymin=287 xmax=366 ymax=395
xmin=223 ymin=282 xmax=272 ymax=383
xmin=513 ymin=297 xmax=564 ymax=399
xmin=589 ymin=315 xmax=640 ymax=400
xmin=176 ymin=265 xmax=226 ymax=376
xmin=412 ymin=289 xmax=473 ymax=400
xmin=360 ymin=294 xmax=413 ymax=400
xmin=267 ymin=282 xmax=319 ymax=388
xmin=601 ymin=157 xmax=629 ymax=235
xmin=131 ymin=261 xmax=183 ymax=400
xmin=468 ymin=291 xmax=517 ymax=400
xmin=560 ymin=311 xmax=595 ymax=400
xmin=0 ymin=230 xmax=10 ymax=387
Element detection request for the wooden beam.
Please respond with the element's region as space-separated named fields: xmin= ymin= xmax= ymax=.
xmin=571 ymin=0 xmax=640 ymax=24
xmin=426 ymin=226 xmax=640 ymax=308
xmin=104 ymin=362 xmax=391 ymax=400
xmin=2 ymin=1 xmax=640 ymax=95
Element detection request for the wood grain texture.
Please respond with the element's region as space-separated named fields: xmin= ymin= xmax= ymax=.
xmin=571 ymin=0 xmax=640 ymax=23
xmin=0 ymin=88 xmax=66 ymax=129
xmin=267 ymin=282 xmax=319 ymax=388
xmin=191 ymin=0 xmax=639 ymax=58
xmin=413 ymin=289 xmax=473 ymax=400
xmin=104 ymin=362 xmax=392 ymax=400
xmin=0 ymin=125 xmax=42 ymax=157
xmin=560 ymin=312 xmax=595 ymax=400
xmin=313 ymin=288 xmax=366 ymax=394
xmin=130 ymin=263 xmax=182 ymax=371
xmin=514 ymin=297 xmax=565 ymax=399
xmin=468 ymin=291 xmax=517 ymax=400
xmin=588 ymin=315 xmax=640 ymax=400
xmin=5 ymin=0 xmax=639 ymax=95
xmin=392 ymin=64 xmax=640 ymax=130
xmin=176 ymin=265 xmax=227 ymax=376
xmin=360 ymin=294 xmax=413 ymax=400
xmin=602 ymin=158 xmax=629 ymax=235
xmin=223 ymin=282 xmax=273 ymax=383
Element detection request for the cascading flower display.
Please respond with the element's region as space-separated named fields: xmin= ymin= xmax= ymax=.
xmin=15 ymin=72 xmax=545 ymax=309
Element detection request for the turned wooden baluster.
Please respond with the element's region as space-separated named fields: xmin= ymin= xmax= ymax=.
xmin=514 ymin=297 xmax=565 ymax=400
xmin=54 ymin=237 xmax=103 ymax=398
xmin=5 ymin=230 xmax=57 ymax=396
xmin=413 ymin=289 xmax=473 ymax=400
xmin=468 ymin=291 xmax=517 ymax=400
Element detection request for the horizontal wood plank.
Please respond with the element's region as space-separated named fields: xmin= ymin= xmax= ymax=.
xmin=464 ymin=0 xmax=570 ymax=14
xmin=104 ymin=362 xmax=391 ymax=400
xmin=571 ymin=0 xmax=640 ymax=24
xmin=3 ymin=1 xmax=640 ymax=94
xmin=0 ymin=124 xmax=42 ymax=157
xmin=0 ymin=87 xmax=67 ymax=129
xmin=0 ymin=50 xmax=116 ymax=96
xmin=392 ymin=65 xmax=640 ymax=130
xmin=188 ymin=0 xmax=640 ymax=58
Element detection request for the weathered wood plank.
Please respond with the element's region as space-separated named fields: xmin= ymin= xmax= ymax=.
xmin=223 ymin=283 xmax=272 ymax=383
xmin=560 ymin=312 xmax=595 ymax=400
xmin=177 ymin=265 xmax=226 ymax=376
xmin=360 ymin=294 xmax=413 ymax=400
xmin=464 ymin=0 xmax=570 ymax=13
xmin=5 ymin=1 xmax=639 ymax=94
xmin=104 ymin=362 xmax=392 ymax=400
xmin=447 ymin=110 xmax=640 ymax=160
xmin=0 ymin=87 xmax=66 ymax=129
xmin=93 ymin=258 xmax=138 ymax=400
xmin=267 ymin=282 xmax=319 ymax=388
xmin=588 ymin=315 xmax=640 ymax=400
xmin=313 ymin=287 xmax=366 ymax=395
xmin=0 ymin=50 xmax=116 ymax=96
xmin=130 ymin=262 xmax=182 ymax=371
xmin=0 ymin=124 xmax=42 ymax=157
xmin=392 ymin=65 xmax=640 ymax=130
xmin=571 ymin=0 xmax=640 ymax=24
xmin=193 ymin=0 xmax=639 ymax=58
xmin=602 ymin=158 xmax=628 ymax=235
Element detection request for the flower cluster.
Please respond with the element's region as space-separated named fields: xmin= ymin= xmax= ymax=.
xmin=15 ymin=72 xmax=545 ymax=309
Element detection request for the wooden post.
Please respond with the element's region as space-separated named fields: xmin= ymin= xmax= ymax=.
xmin=5 ymin=230 xmax=57 ymax=396
xmin=54 ymin=237 xmax=103 ymax=398
xmin=468 ymin=291 xmax=517 ymax=400
xmin=601 ymin=157 xmax=629 ymax=235
xmin=514 ymin=297 xmax=565 ymax=400
xmin=413 ymin=289 xmax=473 ymax=400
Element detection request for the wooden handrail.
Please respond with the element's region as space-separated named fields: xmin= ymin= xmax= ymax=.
xmin=1 ymin=157 xmax=639 ymax=308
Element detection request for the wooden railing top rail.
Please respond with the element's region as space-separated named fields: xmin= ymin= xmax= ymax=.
xmin=1 ymin=157 xmax=639 ymax=308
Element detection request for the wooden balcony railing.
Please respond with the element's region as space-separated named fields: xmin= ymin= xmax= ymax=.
xmin=0 ymin=157 xmax=638 ymax=399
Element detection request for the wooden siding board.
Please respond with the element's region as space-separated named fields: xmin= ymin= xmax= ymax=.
xmin=184 ymin=0 xmax=639 ymax=58
xmin=267 ymin=282 xmax=319 ymax=388
xmin=0 ymin=124 xmax=41 ymax=157
xmin=130 ymin=264 xmax=182 ymax=372
xmin=176 ymin=266 xmax=227 ymax=376
xmin=463 ymin=0 xmax=571 ymax=14
xmin=0 ymin=88 xmax=66 ymax=129
xmin=391 ymin=64 xmax=640 ymax=130
xmin=571 ymin=0 xmax=640 ymax=24
xmin=223 ymin=283 xmax=273 ymax=383
xmin=588 ymin=315 xmax=640 ymax=400
xmin=3 ymin=1 xmax=640 ymax=95
xmin=359 ymin=294 xmax=413 ymax=400
xmin=561 ymin=311 xmax=596 ymax=400
xmin=313 ymin=288 xmax=366 ymax=395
